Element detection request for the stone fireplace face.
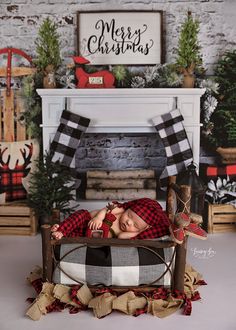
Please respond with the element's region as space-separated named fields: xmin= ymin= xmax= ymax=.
xmin=75 ymin=132 xmax=166 ymax=197
xmin=75 ymin=132 xmax=166 ymax=174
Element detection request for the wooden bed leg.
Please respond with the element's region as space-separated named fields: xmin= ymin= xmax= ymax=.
xmin=41 ymin=224 xmax=53 ymax=282
xmin=172 ymin=185 xmax=191 ymax=292
xmin=173 ymin=238 xmax=187 ymax=292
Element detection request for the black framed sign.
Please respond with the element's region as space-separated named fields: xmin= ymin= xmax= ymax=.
xmin=77 ymin=11 xmax=164 ymax=65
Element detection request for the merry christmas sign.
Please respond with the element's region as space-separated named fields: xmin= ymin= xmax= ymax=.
xmin=77 ymin=11 xmax=163 ymax=65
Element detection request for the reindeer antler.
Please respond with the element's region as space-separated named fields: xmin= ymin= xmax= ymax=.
xmin=18 ymin=143 xmax=33 ymax=169
xmin=0 ymin=146 xmax=10 ymax=167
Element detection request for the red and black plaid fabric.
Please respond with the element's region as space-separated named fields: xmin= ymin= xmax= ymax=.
xmin=116 ymin=198 xmax=170 ymax=239
xmin=57 ymin=199 xmax=170 ymax=239
xmin=58 ymin=210 xmax=117 ymax=238
xmin=30 ymin=278 xmax=43 ymax=294
xmin=0 ymin=164 xmax=29 ymax=201
xmin=46 ymin=300 xmax=67 ymax=313
xmin=69 ymin=286 xmax=87 ymax=310
xmin=133 ymin=287 xmax=201 ymax=317
xmin=57 ymin=209 xmax=92 ymax=237
xmin=206 ymin=164 xmax=236 ymax=179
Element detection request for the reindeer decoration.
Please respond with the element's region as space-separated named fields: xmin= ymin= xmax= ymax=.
xmin=0 ymin=143 xmax=33 ymax=202
xmin=73 ymin=56 xmax=115 ymax=88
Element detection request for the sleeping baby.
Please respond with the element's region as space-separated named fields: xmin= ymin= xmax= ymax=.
xmin=51 ymin=198 xmax=170 ymax=240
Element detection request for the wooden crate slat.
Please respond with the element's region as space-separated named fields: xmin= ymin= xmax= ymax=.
xmin=0 ymin=227 xmax=31 ymax=235
xmin=208 ymin=204 xmax=236 ymax=233
xmin=0 ymin=204 xmax=38 ymax=235
xmin=211 ymin=204 xmax=236 ymax=213
xmin=212 ymin=223 xmax=236 ymax=233
xmin=208 ymin=204 xmax=214 ymax=233
xmin=0 ymin=217 xmax=31 ymax=226
xmin=0 ymin=205 xmax=30 ymax=216
xmin=213 ymin=214 xmax=236 ymax=223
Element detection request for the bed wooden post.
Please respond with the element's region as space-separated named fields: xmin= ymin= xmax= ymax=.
xmin=41 ymin=224 xmax=53 ymax=282
xmin=172 ymin=185 xmax=191 ymax=292
xmin=173 ymin=239 xmax=188 ymax=292
xmin=166 ymin=176 xmax=176 ymax=222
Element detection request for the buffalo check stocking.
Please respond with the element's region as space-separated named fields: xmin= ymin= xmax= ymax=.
xmin=50 ymin=109 xmax=90 ymax=168
xmin=152 ymin=109 xmax=193 ymax=186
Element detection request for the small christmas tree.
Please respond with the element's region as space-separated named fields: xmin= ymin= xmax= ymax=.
xmin=34 ymin=17 xmax=62 ymax=71
xmin=176 ymin=12 xmax=203 ymax=87
xmin=27 ymin=152 xmax=77 ymax=222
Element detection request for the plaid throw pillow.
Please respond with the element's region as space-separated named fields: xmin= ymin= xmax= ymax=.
xmin=50 ymin=110 xmax=90 ymax=168
xmin=0 ymin=139 xmax=40 ymax=202
xmin=151 ymin=109 xmax=193 ymax=186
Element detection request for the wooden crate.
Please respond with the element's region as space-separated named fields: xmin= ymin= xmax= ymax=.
xmin=208 ymin=204 xmax=236 ymax=233
xmin=0 ymin=203 xmax=38 ymax=235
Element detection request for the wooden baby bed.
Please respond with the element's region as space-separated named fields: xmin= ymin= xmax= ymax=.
xmin=41 ymin=177 xmax=190 ymax=293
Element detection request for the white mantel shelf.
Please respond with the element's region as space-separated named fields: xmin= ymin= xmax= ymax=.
xmin=37 ymin=88 xmax=205 ymax=167
xmin=37 ymin=88 xmax=205 ymax=97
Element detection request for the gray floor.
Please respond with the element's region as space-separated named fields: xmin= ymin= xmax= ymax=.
xmin=0 ymin=232 xmax=236 ymax=330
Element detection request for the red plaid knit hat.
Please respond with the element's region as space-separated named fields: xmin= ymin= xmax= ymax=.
xmin=115 ymin=198 xmax=170 ymax=239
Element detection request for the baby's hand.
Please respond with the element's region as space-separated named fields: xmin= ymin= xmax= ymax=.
xmin=51 ymin=231 xmax=64 ymax=240
xmin=88 ymin=217 xmax=103 ymax=230
xmin=51 ymin=224 xmax=59 ymax=232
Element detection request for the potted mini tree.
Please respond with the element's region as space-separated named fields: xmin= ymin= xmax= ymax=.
xmin=208 ymin=50 xmax=236 ymax=163
xmin=27 ymin=152 xmax=77 ymax=224
xmin=34 ymin=17 xmax=62 ymax=88
xmin=176 ymin=12 xmax=203 ymax=88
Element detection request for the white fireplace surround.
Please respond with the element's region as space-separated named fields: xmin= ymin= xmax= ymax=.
xmin=37 ymin=88 xmax=205 ymax=209
xmin=37 ymin=88 xmax=205 ymax=167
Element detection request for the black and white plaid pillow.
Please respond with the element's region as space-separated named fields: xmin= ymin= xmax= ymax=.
xmin=152 ymin=109 xmax=193 ymax=186
xmin=53 ymin=237 xmax=174 ymax=287
xmin=50 ymin=110 xmax=90 ymax=168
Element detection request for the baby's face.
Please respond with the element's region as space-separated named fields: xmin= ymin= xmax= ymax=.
xmin=119 ymin=209 xmax=149 ymax=233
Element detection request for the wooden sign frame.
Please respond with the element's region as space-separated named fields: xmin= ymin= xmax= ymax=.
xmin=77 ymin=11 xmax=164 ymax=65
